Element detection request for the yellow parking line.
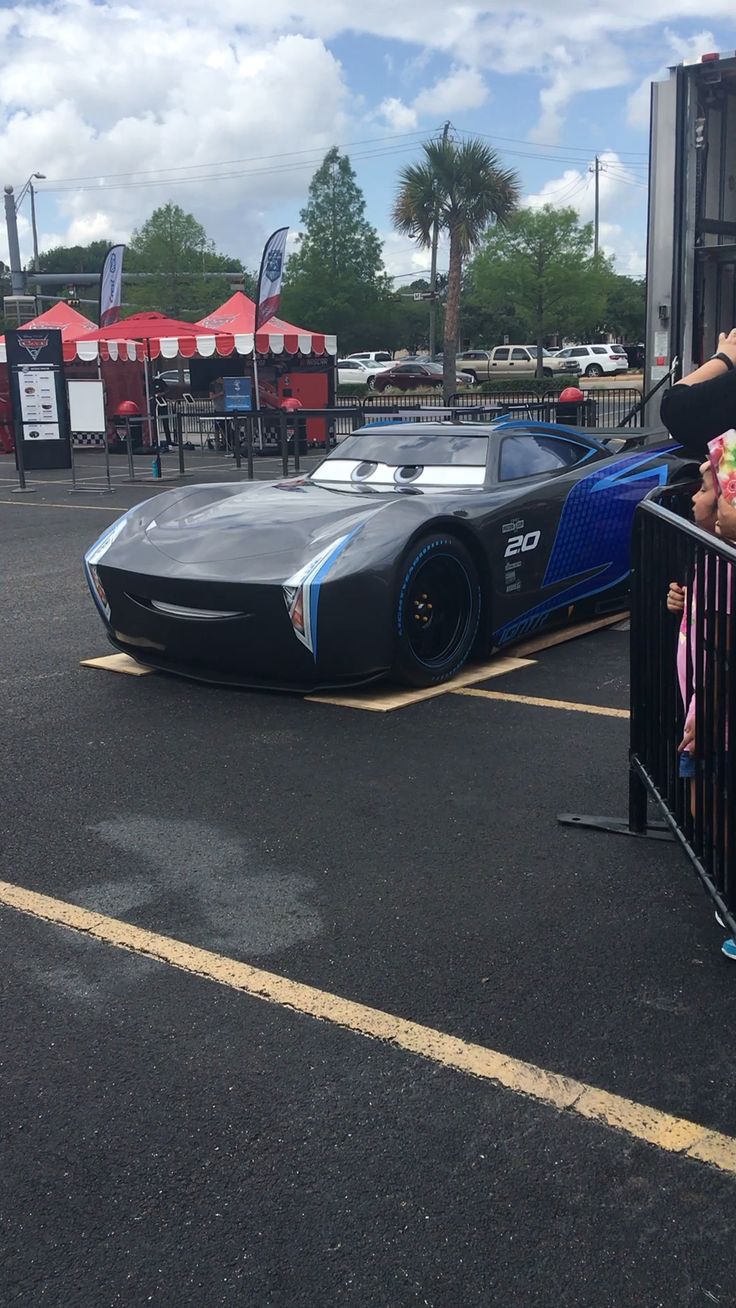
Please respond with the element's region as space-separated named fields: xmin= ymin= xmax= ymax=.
xmin=308 ymin=656 xmax=534 ymax=711
xmin=454 ymin=688 xmax=630 ymax=718
xmin=0 ymin=877 xmax=733 ymax=1175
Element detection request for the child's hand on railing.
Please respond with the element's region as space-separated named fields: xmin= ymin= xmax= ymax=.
xmin=667 ymin=581 xmax=686 ymax=613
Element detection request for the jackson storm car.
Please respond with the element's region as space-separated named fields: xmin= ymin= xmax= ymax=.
xmin=84 ymin=420 xmax=697 ymax=692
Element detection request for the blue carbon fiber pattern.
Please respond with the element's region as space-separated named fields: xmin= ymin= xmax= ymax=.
xmin=543 ymin=451 xmax=669 ymax=587
xmin=492 ymin=452 xmax=670 ymax=644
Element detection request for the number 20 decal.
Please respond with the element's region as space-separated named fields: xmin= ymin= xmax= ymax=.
xmin=504 ymin=530 xmax=541 ymax=558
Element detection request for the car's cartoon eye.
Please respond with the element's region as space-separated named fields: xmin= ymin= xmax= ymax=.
xmin=395 ymin=465 xmax=422 ymax=483
xmin=351 ymin=461 xmax=378 ymax=481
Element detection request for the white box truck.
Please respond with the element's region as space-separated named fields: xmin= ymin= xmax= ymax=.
xmin=645 ymin=49 xmax=736 ymax=421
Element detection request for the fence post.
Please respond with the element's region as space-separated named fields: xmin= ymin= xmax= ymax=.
xmin=176 ymin=410 xmax=185 ymax=476
xmin=279 ymin=412 xmax=288 ymax=477
xmin=125 ymin=418 xmax=136 ymax=481
xmin=246 ymin=415 xmax=254 ymax=480
xmin=11 ymin=418 xmax=34 ymax=494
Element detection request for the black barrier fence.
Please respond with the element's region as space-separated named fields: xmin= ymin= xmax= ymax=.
xmin=335 ymin=386 xmax=644 ymax=428
xmin=561 ymin=485 xmax=736 ymax=936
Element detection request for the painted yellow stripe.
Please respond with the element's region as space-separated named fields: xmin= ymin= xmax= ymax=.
xmin=0 ymin=877 xmax=733 ymax=1174
xmin=454 ymin=687 xmax=630 ymax=719
xmin=307 ymin=656 xmax=534 ymax=712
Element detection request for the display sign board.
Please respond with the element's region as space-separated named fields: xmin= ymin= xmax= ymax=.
xmin=7 ymin=327 xmax=71 ymax=469
xmin=223 ymin=376 xmax=253 ymax=412
xmin=68 ymin=379 xmax=106 ymax=434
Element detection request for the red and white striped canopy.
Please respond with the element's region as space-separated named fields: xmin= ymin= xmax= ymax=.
xmin=55 ymin=298 xmax=336 ymax=363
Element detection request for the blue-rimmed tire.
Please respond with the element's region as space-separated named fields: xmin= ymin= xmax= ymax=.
xmin=393 ymin=534 xmax=482 ymax=686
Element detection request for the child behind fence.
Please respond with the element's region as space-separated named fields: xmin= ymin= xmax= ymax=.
xmin=667 ymin=440 xmax=735 ymax=958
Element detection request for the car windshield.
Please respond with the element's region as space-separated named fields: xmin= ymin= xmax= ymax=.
xmin=310 ymin=428 xmax=489 ymax=489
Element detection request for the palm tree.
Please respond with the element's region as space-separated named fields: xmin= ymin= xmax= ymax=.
xmin=393 ymin=137 xmax=520 ymax=399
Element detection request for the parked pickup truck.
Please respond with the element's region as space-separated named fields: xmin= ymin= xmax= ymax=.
xmin=455 ymin=346 xmax=581 ymax=383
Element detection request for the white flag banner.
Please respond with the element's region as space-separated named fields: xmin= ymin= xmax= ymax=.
xmin=98 ymin=244 xmax=125 ymax=327
xmin=255 ymin=227 xmax=289 ymax=331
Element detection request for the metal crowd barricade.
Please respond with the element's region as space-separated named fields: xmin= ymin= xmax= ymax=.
xmin=561 ymin=484 xmax=736 ymax=936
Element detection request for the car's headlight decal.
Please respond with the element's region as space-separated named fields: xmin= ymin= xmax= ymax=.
xmin=283 ymin=526 xmax=363 ymax=659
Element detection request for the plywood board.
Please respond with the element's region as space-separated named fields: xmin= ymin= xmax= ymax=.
xmin=80 ymin=653 xmax=154 ymax=676
xmin=307 ymin=655 xmax=534 ymax=712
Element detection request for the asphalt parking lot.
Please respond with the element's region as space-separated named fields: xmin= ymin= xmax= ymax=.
xmin=2 ymin=449 xmax=736 ymax=1307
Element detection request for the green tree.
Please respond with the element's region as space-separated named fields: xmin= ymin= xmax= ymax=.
xmin=600 ymin=272 xmax=645 ymax=342
xmin=37 ymin=239 xmax=113 ymax=274
xmin=468 ymin=206 xmax=608 ymax=374
xmin=125 ymin=203 xmax=249 ymax=320
xmin=281 ymin=147 xmax=392 ymax=352
xmin=393 ymin=137 xmax=520 ymax=398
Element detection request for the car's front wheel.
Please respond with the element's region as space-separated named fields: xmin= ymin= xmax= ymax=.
xmin=392 ymin=534 xmax=481 ymax=687
xmin=585 ymin=363 xmax=604 ymax=377
xmin=366 ymin=375 xmax=375 ymax=390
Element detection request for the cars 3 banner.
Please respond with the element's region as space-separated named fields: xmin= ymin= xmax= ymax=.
xmin=255 ymin=227 xmax=288 ymax=331
xmin=98 ymin=244 xmax=125 ymax=328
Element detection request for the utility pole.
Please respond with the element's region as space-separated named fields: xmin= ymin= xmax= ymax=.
xmin=4 ymin=186 xmax=24 ymax=294
xmin=589 ymin=155 xmax=601 ymax=257
xmin=428 ymin=120 xmax=451 ymax=358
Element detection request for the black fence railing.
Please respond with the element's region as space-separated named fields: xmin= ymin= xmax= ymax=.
xmin=335 ymin=386 xmax=643 ymax=428
xmin=562 ymin=485 xmax=736 ymax=936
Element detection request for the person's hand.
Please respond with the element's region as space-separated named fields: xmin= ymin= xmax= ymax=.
xmin=667 ymin=581 xmax=686 ymax=613
xmin=716 ymin=495 xmax=736 ymax=542
xmin=679 ymin=718 xmax=696 ymax=755
xmin=715 ymin=329 xmax=736 ymax=367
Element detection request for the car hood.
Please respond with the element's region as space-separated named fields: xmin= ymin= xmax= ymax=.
xmin=138 ymin=478 xmax=400 ymax=566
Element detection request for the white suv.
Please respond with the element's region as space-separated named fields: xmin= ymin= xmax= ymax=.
xmin=554 ymin=344 xmax=628 ymax=377
xmin=348 ymin=351 xmax=393 ymax=366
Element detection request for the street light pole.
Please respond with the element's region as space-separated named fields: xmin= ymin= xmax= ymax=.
xmin=29 ymin=181 xmax=40 ymax=271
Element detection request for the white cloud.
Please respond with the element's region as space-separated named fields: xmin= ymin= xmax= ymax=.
xmin=377 ymin=97 xmax=418 ymax=133
xmin=413 ymin=68 xmax=489 ymax=117
xmin=0 ymin=7 xmax=352 ymax=267
xmin=376 ymin=66 xmax=489 ymax=132
xmin=0 ymin=0 xmax=732 ymax=276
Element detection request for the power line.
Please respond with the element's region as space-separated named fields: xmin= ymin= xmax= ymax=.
xmin=35 ymin=128 xmax=442 ymax=188
xmin=455 ymin=125 xmax=649 ymax=160
xmin=39 ymin=139 xmax=437 ymax=195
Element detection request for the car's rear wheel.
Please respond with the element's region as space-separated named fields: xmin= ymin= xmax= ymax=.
xmin=366 ymin=375 xmax=375 ymax=390
xmin=465 ymin=371 xmax=478 ymax=384
xmin=585 ymin=363 xmax=604 ymax=377
xmin=542 ymin=367 xmax=553 ymax=377
xmin=392 ymin=534 xmax=481 ymax=687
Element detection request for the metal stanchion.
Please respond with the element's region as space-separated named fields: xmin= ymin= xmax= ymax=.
xmin=293 ymin=417 xmax=301 ymax=473
xmin=177 ymin=411 xmax=185 ymax=476
xmin=11 ymin=421 xmax=35 ymax=494
xmin=279 ymin=412 xmax=289 ymax=477
xmin=233 ymin=417 xmax=242 ymax=470
xmin=125 ymin=418 xmax=136 ymax=481
xmin=246 ymin=415 xmax=254 ymax=480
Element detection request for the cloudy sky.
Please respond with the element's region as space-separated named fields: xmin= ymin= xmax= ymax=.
xmin=1 ymin=1 xmax=735 ymax=286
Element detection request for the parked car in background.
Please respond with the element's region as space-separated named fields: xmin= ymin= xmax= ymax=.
xmin=554 ymin=344 xmax=628 ymax=377
xmin=456 ymin=347 xmax=581 ymax=381
xmin=156 ymin=368 xmax=191 ymax=390
xmin=348 ymin=351 xmax=393 ymax=365
xmin=337 ymin=358 xmax=389 ymax=388
xmin=372 ymin=361 xmax=473 ymax=392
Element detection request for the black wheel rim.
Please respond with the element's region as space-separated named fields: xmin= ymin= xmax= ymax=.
xmin=405 ymin=553 xmax=472 ymax=668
